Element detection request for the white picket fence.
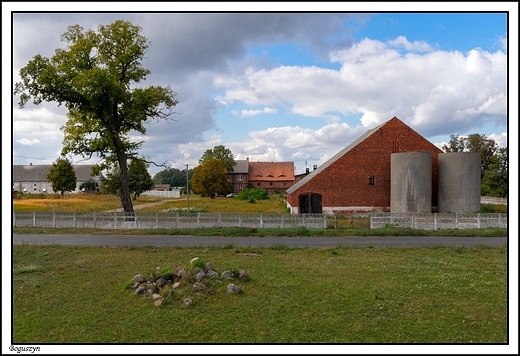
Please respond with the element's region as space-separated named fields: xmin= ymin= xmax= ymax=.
xmin=141 ymin=189 xmax=180 ymax=198
xmin=12 ymin=211 xmax=328 ymax=229
xmin=480 ymin=196 xmax=507 ymax=206
xmin=370 ymin=213 xmax=507 ymax=230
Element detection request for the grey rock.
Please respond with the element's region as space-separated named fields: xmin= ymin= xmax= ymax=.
xmin=227 ymin=283 xmax=242 ymax=294
xmin=221 ymin=270 xmax=232 ymax=280
xmin=205 ymin=262 xmax=214 ymax=271
xmin=152 ymin=293 xmax=162 ymax=300
xmin=195 ymin=271 xmax=206 ymax=282
xmin=132 ymin=274 xmax=145 ymax=284
xmin=134 ymin=285 xmax=146 ymax=295
xmin=206 ymin=270 xmax=219 ymax=280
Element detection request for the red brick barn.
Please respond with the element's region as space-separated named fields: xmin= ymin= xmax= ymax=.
xmin=286 ymin=117 xmax=443 ymax=214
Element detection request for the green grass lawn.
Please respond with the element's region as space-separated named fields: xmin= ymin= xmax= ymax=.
xmin=13 ymin=243 xmax=507 ymax=344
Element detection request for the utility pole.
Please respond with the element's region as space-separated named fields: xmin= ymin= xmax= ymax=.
xmin=186 ymin=164 xmax=189 ymax=210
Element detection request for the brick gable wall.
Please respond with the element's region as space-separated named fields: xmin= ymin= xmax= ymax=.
xmin=286 ymin=118 xmax=443 ymax=213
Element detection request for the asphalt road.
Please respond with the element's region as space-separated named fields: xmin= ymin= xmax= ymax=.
xmin=12 ymin=234 xmax=508 ymax=248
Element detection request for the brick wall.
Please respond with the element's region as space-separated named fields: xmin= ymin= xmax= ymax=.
xmin=287 ymin=118 xmax=443 ymax=212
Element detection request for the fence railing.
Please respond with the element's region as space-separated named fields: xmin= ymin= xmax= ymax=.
xmin=370 ymin=213 xmax=507 ymax=230
xmin=480 ymin=196 xmax=507 ymax=206
xmin=12 ymin=211 xmax=328 ymax=230
xmin=141 ymin=190 xmax=181 ymax=198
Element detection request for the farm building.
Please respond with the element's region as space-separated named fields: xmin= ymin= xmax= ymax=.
xmin=227 ymin=158 xmax=296 ymax=194
xmin=12 ymin=164 xmax=97 ymax=194
xmin=248 ymin=161 xmax=295 ymax=193
xmin=227 ymin=158 xmax=250 ymax=193
xmin=286 ymin=116 xmax=444 ymax=214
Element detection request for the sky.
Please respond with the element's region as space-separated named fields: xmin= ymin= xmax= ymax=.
xmin=5 ymin=3 xmax=516 ymax=180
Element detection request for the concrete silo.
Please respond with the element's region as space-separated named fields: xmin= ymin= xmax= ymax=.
xmin=391 ymin=152 xmax=432 ymax=213
xmin=438 ymin=152 xmax=481 ymax=213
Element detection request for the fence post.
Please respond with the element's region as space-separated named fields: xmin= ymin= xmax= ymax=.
xmin=218 ymin=213 xmax=221 ymax=228
xmin=176 ymin=212 xmax=179 ymax=228
xmin=73 ymin=211 xmax=76 ymax=228
xmin=156 ymin=213 xmax=158 ymax=229
xmin=13 ymin=211 xmax=16 ymax=227
xmin=455 ymin=213 xmax=458 ymax=228
xmin=33 ymin=211 xmax=36 ymax=227
xmin=114 ymin=211 xmax=117 ymax=229
xmin=260 ymin=213 xmax=263 ymax=228
xmin=239 ymin=213 xmax=242 ymax=228
xmin=197 ymin=212 xmax=200 ymax=228
xmin=53 ymin=211 xmax=56 ymax=228
xmin=324 ymin=214 xmax=328 ymax=229
xmin=94 ymin=211 xmax=97 ymax=229
xmin=434 ymin=213 xmax=437 ymax=230
xmin=477 ymin=213 xmax=480 ymax=229
xmin=303 ymin=214 xmax=306 ymax=227
xmin=499 ymin=213 xmax=502 ymax=228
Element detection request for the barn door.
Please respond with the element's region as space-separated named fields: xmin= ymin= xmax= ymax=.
xmin=299 ymin=193 xmax=322 ymax=213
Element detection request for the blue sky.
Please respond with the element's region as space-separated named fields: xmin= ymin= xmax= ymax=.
xmin=5 ymin=5 xmax=515 ymax=179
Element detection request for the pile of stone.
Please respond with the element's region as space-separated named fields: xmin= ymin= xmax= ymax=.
xmin=130 ymin=259 xmax=249 ymax=307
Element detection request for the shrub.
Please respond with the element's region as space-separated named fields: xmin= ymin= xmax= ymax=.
xmin=237 ymin=188 xmax=269 ymax=201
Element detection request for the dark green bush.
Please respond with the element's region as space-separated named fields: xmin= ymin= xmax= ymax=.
xmin=236 ymin=188 xmax=269 ymax=201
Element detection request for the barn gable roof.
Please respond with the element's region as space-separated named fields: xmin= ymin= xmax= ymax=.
xmin=286 ymin=116 xmax=438 ymax=194
xmin=13 ymin=165 xmax=97 ymax=182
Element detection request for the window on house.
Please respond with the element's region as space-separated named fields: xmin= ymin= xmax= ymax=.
xmin=269 ymin=182 xmax=273 ymax=186
xmin=257 ymin=183 xmax=261 ymax=186
xmin=238 ymin=175 xmax=243 ymax=181
xmin=368 ymin=176 xmax=375 ymax=185
xmin=227 ymin=175 xmax=230 ymax=181
xmin=238 ymin=184 xmax=243 ymax=190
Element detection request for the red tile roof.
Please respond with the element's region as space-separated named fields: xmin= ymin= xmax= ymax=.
xmin=248 ymin=162 xmax=295 ymax=182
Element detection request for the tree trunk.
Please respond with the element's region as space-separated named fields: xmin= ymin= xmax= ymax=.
xmin=118 ymin=152 xmax=134 ymax=213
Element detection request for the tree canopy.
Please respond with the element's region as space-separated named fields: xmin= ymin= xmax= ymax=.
xmin=14 ymin=19 xmax=178 ymax=213
xmin=47 ymin=157 xmax=77 ymax=196
xmin=127 ymin=158 xmax=154 ymax=200
xmin=199 ymin=145 xmax=236 ymax=173
xmin=190 ymin=158 xmax=231 ymax=197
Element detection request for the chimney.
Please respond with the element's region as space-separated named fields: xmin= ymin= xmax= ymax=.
xmin=313 ymin=165 xmax=317 ymax=171
xmin=306 ymin=167 xmax=309 ymax=174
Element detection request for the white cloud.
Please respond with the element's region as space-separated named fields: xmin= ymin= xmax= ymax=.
xmin=216 ymin=36 xmax=507 ymax=138
xmin=387 ymin=36 xmax=435 ymax=53
xmin=15 ymin=138 xmax=41 ymax=146
xmin=232 ymin=107 xmax=278 ymax=118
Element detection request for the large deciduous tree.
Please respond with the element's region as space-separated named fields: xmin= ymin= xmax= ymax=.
xmin=199 ymin=145 xmax=236 ymax=173
xmin=47 ymin=157 xmax=77 ymax=196
xmin=14 ymin=19 xmax=178 ymax=213
xmin=481 ymin=147 xmax=508 ymax=198
xmin=127 ymin=158 xmax=154 ymax=200
xmin=190 ymin=158 xmax=231 ymax=198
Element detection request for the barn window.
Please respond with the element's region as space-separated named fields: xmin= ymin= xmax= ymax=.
xmin=368 ymin=176 xmax=375 ymax=185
